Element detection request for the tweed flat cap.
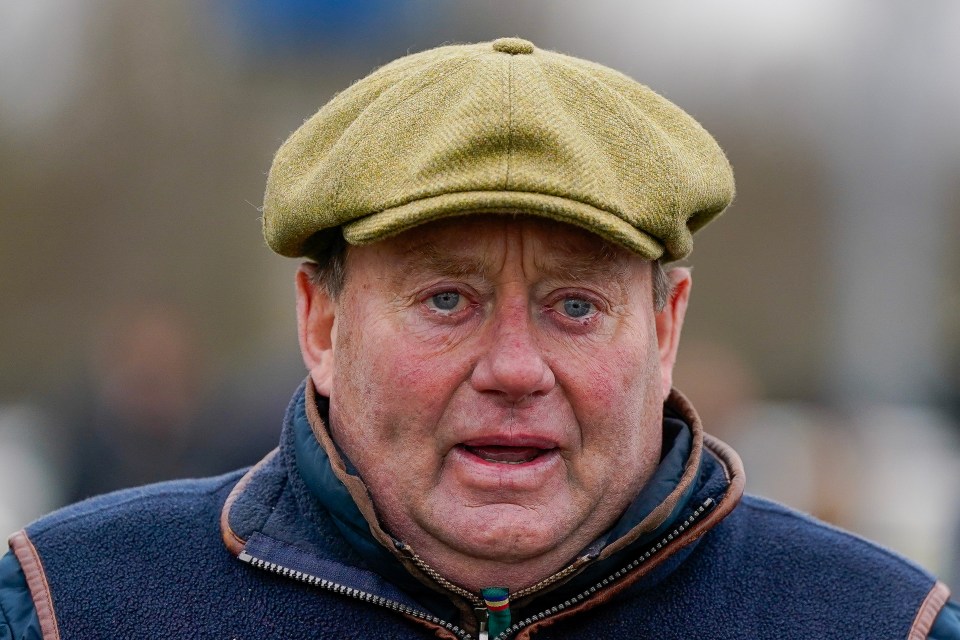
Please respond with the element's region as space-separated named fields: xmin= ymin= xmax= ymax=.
xmin=263 ymin=37 xmax=734 ymax=261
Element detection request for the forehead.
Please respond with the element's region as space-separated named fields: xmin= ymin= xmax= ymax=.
xmin=357 ymin=215 xmax=643 ymax=280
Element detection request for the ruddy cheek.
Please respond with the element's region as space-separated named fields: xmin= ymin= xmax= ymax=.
xmin=388 ymin=345 xmax=465 ymax=403
xmin=389 ymin=321 xmax=477 ymax=385
xmin=565 ymin=349 xmax=651 ymax=434
xmin=558 ymin=346 xmax=620 ymax=401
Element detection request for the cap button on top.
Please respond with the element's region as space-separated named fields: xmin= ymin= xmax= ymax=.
xmin=492 ymin=37 xmax=535 ymax=55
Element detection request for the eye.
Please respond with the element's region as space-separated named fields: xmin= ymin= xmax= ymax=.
xmin=560 ymin=297 xmax=595 ymax=319
xmin=426 ymin=291 xmax=466 ymax=313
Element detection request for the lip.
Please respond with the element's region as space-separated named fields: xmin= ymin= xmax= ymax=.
xmin=446 ymin=438 xmax=563 ymax=492
xmin=463 ymin=444 xmax=547 ymax=464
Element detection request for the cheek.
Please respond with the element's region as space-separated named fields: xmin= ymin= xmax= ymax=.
xmin=550 ymin=330 xmax=662 ymax=453
xmin=577 ymin=356 xmax=652 ymax=424
xmin=333 ymin=306 xmax=472 ymax=439
xmin=391 ymin=348 xmax=465 ymax=400
xmin=555 ymin=328 xmax=659 ymax=411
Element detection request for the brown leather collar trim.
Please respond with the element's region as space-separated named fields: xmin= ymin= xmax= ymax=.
xmin=304 ymin=381 xmax=399 ymax=555
xmin=8 ymin=530 xmax=61 ymax=640
xmin=302 ymin=381 xmax=463 ymax=606
xmin=219 ymin=448 xmax=280 ymax=556
xmin=909 ymin=580 xmax=951 ymax=640
xmin=698 ymin=433 xmax=745 ymax=528
xmin=598 ymin=388 xmax=705 ymax=560
xmin=702 ymin=432 xmax=744 ymax=492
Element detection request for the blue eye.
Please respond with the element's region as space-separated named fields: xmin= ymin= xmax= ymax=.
xmin=430 ymin=291 xmax=461 ymax=311
xmin=562 ymin=298 xmax=594 ymax=318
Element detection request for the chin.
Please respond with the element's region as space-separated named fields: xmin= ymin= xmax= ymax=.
xmin=439 ymin=505 xmax=571 ymax=563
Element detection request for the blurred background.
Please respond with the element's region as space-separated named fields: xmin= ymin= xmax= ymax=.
xmin=2 ymin=0 xmax=959 ymax=586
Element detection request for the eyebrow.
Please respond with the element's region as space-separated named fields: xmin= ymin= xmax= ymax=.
xmin=395 ymin=238 xmax=631 ymax=284
xmin=398 ymin=243 xmax=493 ymax=279
xmin=536 ymin=241 xmax=630 ymax=284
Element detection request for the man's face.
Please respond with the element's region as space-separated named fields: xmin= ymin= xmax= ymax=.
xmin=297 ymin=216 xmax=690 ymax=589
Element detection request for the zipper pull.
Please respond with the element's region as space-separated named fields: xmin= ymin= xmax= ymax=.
xmin=480 ymin=587 xmax=511 ymax=639
xmin=474 ymin=607 xmax=489 ymax=640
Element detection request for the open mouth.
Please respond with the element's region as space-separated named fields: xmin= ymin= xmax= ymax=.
xmin=461 ymin=445 xmax=552 ymax=465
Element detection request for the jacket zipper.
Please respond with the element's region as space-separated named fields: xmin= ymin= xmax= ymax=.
xmin=403 ymin=546 xmax=485 ymax=608
xmin=475 ymin=607 xmax=490 ymax=640
xmin=238 ymin=496 xmax=713 ymax=640
xmin=492 ymin=497 xmax=714 ymax=640
xmin=237 ymin=551 xmax=473 ymax=639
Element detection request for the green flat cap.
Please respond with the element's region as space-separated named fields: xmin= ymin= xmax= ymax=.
xmin=263 ymin=37 xmax=734 ymax=261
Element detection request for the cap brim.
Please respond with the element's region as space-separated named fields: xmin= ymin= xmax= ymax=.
xmin=342 ymin=191 xmax=666 ymax=260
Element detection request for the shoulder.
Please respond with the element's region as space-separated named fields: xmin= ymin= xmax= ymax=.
xmin=635 ymin=492 xmax=952 ymax=638
xmin=18 ymin=470 xmax=248 ymax=585
xmin=734 ymin=493 xmax=917 ymax=558
xmin=722 ymin=494 xmax=936 ymax=584
xmin=26 ymin=470 xmax=245 ymax=541
xmin=695 ymin=494 xmax=948 ymax=637
xmin=5 ymin=471 xmax=252 ymax=640
xmin=733 ymin=494 xmax=932 ymax=575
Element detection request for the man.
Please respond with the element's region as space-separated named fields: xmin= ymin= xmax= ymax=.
xmin=2 ymin=37 xmax=958 ymax=639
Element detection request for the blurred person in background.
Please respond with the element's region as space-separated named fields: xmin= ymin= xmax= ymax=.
xmin=50 ymin=301 xmax=284 ymax=504
xmin=2 ymin=38 xmax=958 ymax=639
xmin=63 ymin=302 xmax=204 ymax=500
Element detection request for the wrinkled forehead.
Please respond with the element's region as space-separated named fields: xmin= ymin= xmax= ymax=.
xmin=356 ymin=214 xmax=645 ymax=283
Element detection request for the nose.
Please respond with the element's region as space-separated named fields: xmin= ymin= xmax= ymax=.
xmin=470 ymin=303 xmax=556 ymax=404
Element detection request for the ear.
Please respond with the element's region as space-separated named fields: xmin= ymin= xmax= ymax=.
xmin=296 ymin=264 xmax=337 ymax=396
xmin=655 ymin=267 xmax=692 ymax=399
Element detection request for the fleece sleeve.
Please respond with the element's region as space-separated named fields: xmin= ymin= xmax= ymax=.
xmin=0 ymin=550 xmax=41 ymax=640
